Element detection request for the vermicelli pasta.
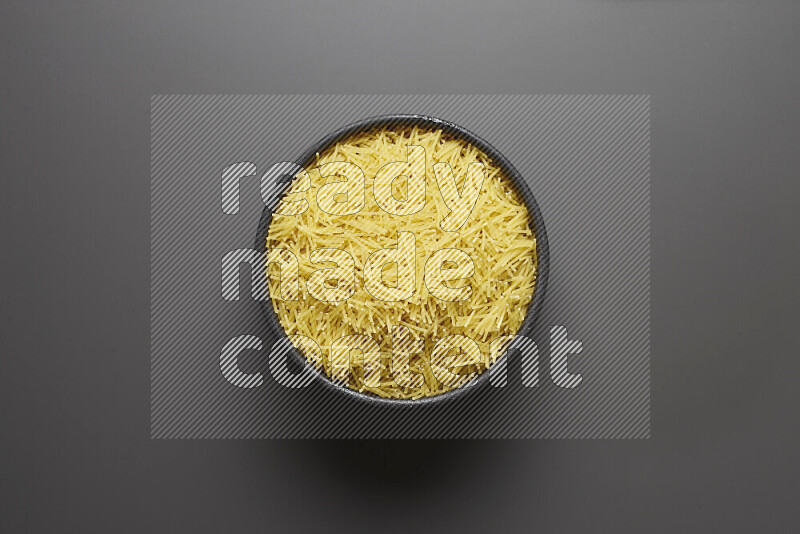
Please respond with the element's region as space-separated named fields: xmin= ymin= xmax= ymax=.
xmin=266 ymin=126 xmax=537 ymax=399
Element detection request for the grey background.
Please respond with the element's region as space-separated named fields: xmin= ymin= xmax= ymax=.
xmin=1 ymin=0 xmax=798 ymax=531
xmin=151 ymin=95 xmax=650 ymax=438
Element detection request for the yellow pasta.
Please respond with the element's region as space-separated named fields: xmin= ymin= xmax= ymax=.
xmin=266 ymin=126 xmax=537 ymax=399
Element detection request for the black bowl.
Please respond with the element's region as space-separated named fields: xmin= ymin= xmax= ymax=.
xmin=255 ymin=114 xmax=549 ymax=407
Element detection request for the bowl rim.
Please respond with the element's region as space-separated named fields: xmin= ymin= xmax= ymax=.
xmin=254 ymin=113 xmax=550 ymax=407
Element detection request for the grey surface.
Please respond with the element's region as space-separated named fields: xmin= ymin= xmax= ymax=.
xmin=1 ymin=0 xmax=799 ymax=531
xmin=151 ymin=95 xmax=649 ymax=438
